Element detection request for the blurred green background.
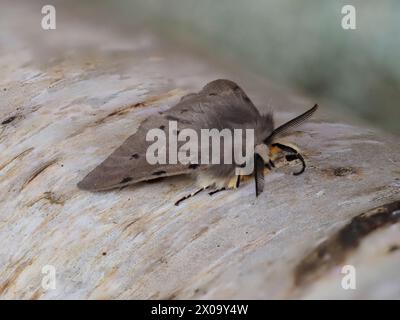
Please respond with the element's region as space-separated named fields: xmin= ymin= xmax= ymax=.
xmin=92 ymin=0 xmax=400 ymax=134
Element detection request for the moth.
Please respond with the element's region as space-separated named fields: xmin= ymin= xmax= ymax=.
xmin=78 ymin=79 xmax=318 ymax=205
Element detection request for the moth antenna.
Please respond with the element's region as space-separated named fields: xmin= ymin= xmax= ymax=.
xmin=254 ymin=153 xmax=265 ymax=197
xmin=265 ymin=104 xmax=318 ymax=143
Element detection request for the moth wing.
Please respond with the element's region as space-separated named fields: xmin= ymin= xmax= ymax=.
xmin=77 ymin=115 xmax=198 ymax=191
xmin=167 ymin=79 xmax=273 ymax=143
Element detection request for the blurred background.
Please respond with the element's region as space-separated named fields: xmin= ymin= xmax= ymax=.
xmin=3 ymin=0 xmax=399 ymax=134
xmin=83 ymin=0 xmax=399 ymax=135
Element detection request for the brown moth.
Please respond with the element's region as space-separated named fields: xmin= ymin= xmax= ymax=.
xmin=78 ymin=79 xmax=318 ymax=205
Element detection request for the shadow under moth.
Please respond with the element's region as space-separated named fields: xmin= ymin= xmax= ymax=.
xmin=78 ymin=79 xmax=318 ymax=205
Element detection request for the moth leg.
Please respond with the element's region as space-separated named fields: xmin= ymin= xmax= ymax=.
xmin=271 ymin=142 xmax=306 ymax=175
xmin=209 ymin=188 xmax=226 ymax=196
xmin=235 ymin=175 xmax=241 ymax=188
xmin=227 ymin=175 xmax=241 ymax=189
xmin=175 ymin=186 xmax=209 ymax=206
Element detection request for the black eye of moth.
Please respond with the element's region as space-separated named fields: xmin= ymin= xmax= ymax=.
xmin=286 ymin=155 xmax=298 ymax=162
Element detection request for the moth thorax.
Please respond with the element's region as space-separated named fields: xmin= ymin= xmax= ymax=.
xmin=255 ymin=144 xmax=269 ymax=163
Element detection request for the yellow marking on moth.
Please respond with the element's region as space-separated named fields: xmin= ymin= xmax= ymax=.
xmin=227 ymin=176 xmax=238 ymax=189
